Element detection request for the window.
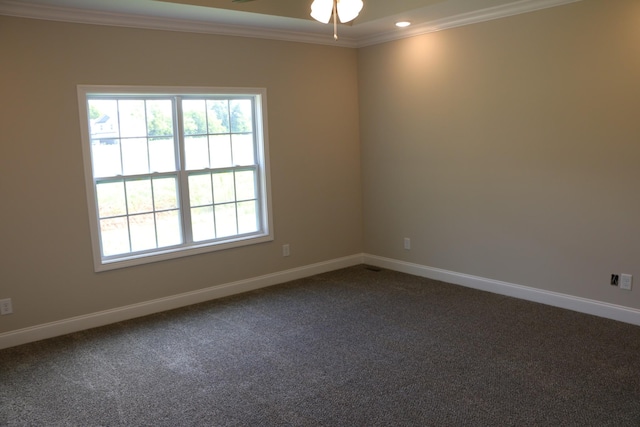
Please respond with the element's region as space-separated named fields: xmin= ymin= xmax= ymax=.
xmin=78 ymin=86 xmax=272 ymax=271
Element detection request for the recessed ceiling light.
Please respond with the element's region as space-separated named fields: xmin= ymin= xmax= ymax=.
xmin=395 ymin=21 xmax=411 ymax=28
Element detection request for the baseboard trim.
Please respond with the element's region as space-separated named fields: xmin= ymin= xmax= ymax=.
xmin=0 ymin=254 xmax=364 ymax=350
xmin=364 ymin=254 xmax=640 ymax=327
xmin=4 ymin=253 xmax=636 ymax=350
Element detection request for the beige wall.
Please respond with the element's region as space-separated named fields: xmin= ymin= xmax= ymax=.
xmin=0 ymin=17 xmax=362 ymax=333
xmin=2 ymin=0 xmax=639 ymax=337
xmin=359 ymin=0 xmax=640 ymax=310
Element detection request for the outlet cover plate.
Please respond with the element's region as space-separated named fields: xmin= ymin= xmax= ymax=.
xmin=404 ymin=237 xmax=411 ymax=250
xmin=0 ymin=298 xmax=13 ymax=315
xmin=620 ymin=274 xmax=633 ymax=291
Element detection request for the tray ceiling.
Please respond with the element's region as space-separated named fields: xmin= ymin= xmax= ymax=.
xmin=0 ymin=0 xmax=582 ymax=47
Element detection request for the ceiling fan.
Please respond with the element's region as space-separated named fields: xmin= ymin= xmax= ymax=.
xmin=231 ymin=0 xmax=363 ymax=39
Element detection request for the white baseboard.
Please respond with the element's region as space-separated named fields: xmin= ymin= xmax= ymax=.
xmin=364 ymin=254 xmax=640 ymax=327
xmin=4 ymin=253 xmax=637 ymax=350
xmin=0 ymin=254 xmax=364 ymax=350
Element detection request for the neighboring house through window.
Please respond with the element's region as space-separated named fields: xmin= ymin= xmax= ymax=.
xmin=78 ymin=86 xmax=273 ymax=271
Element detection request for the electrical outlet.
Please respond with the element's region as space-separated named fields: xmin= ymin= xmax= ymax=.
xmin=611 ymin=274 xmax=619 ymax=286
xmin=620 ymin=274 xmax=633 ymax=291
xmin=0 ymin=298 xmax=13 ymax=315
xmin=404 ymin=237 xmax=411 ymax=250
xmin=282 ymin=244 xmax=290 ymax=257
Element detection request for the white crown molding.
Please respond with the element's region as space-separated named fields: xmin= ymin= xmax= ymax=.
xmin=356 ymin=0 xmax=583 ymax=47
xmin=1 ymin=0 xmax=582 ymax=48
xmin=0 ymin=0 xmax=357 ymax=47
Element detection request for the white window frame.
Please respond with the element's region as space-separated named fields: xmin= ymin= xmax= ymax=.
xmin=78 ymin=85 xmax=273 ymax=272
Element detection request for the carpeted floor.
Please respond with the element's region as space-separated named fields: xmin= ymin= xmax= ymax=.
xmin=1 ymin=265 xmax=639 ymax=426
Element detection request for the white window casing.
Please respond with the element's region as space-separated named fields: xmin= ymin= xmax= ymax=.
xmin=77 ymin=86 xmax=273 ymax=272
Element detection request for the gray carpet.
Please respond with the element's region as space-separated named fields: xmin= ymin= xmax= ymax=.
xmin=1 ymin=266 xmax=639 ymax=426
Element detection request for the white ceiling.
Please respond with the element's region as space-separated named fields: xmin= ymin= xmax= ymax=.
xmin=0 ymin=0 xmax=581 ymax=47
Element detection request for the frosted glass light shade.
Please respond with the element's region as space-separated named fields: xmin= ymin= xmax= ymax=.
xmin=337 ymin=0 xmax=363 ymax=23
xmin=310 ymin=0 xmax=363 ymax=24
xmin=310 ymin=0 xmax=333 ymax=24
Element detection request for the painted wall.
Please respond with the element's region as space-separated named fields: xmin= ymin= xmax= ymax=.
xmin=0 ymin=17 xmax=362 ymax=333
xmin=2 ymin=0 xmax=639 ymax=339
xmin=359 ymin=0 xmax=640 ymax=310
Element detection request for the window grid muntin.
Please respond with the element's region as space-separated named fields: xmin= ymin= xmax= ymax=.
xmin=185 ymin=166 xmax=260 ymax=242
xmin=180 ymin=97 xmax=256 ymax=171
xmin=96 ymin=174 xmax=183 ymax=259
xmin=84 ymin=89 xmax=268 ymax=267
xmin=88 ymin=96 xmax=180 ymax=177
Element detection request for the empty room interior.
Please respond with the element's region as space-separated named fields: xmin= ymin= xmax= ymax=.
xmin=1 ymin=0 xmax=640 ymax=423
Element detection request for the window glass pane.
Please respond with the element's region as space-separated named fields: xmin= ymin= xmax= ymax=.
xmin=91 ymin=141 xmax=122 ymax=178
xmin=118 ymin=100 xmax=147 ymax=138
xmin=84 ymin=90 xmax=269 ymax=270
xmin=230 ymin=99 xmax=252 ymax=133
xmin=96 ymin=181 xmax=126 ymax=218
xmin=88 ymin=99 xmax=119 ymax=140
xmin=129 ymin=213 xmax=156 ymax=252
xmin=237 ymin=200 xmax=258 ymax=234
xmin=212 ymin=172 xmax=235 ymax=204
xmin=188 ymin=174 xmax=213 ymax=207
xmin=156 ymin=210 xmax=181 ymax=247
xmin=183 ymin=99 xmax=207 ymax=135
xmin=153 ymin=177 xmax=178 ymax=211
xmin=235 ymin=170 xmax=256 ymax=201
xmin=185 ymin=136 xmax=209 ymax=170
xmin=209 ymin=134 xmax=232 ymax=168
xmin=122 ymin=138 xmax=149 ymax=175
xmin=146 ymin=100 xmax=173 ymax=137
xmin=191 ymin=206 xmax=215 ymax=242
xmin=232 ymin=134 xmax=255 ymax=166
xmin=207 ymin=100 xmax=230 ymax=133
xmin=100 ymin=217 xmax=130 ymax=256
xmin=126 ymin=179 xmax=153 ymax=214
xmin=215 ymin=204 xmax=237 ymax=238
xmin=149 ymin=138 xmax=176 ymax=173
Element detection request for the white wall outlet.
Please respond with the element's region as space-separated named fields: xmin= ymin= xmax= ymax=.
xmin=620 ymin=274 xmax=633 ymax=291
xmin=0 ymin=298 xmax=13 ymax=315
xmin=282 ymin=244 xmax=290 ymax=257
xmin=404 ymin=237 xmax=411 ymax=250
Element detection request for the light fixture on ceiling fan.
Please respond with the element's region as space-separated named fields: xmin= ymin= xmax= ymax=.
xmin=310 ymin=0 xmax=363 ymax=40
xmin=231 ymin=0 xmax=363 ymax=40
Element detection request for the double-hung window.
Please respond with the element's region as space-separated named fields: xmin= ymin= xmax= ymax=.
xmin=78 ymin=86 xmax=272 ymax=271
